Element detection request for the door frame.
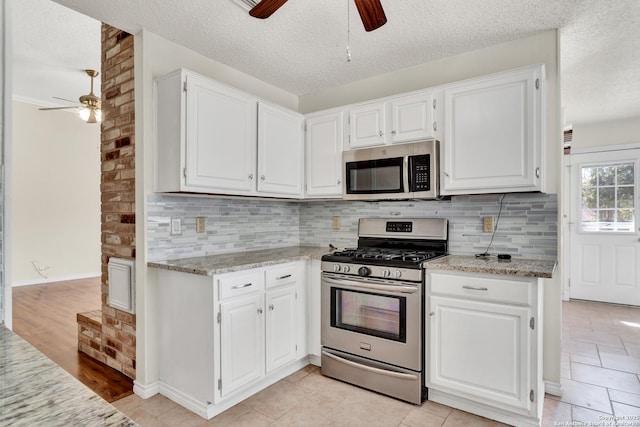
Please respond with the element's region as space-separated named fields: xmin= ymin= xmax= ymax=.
xmin=563 ymin=142 xmax=640 ymax=301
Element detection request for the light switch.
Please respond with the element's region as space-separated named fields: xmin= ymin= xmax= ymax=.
xmin=171 ymin=218 xmax=182 ymax=235
xmin=332 ymin=216 xmax=341 ymax=230
xmin=196 ymin=217 xmax=206 ymax=233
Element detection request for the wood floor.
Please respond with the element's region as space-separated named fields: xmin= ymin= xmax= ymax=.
xmin=12 ymin=277 xmax=134 ymax=403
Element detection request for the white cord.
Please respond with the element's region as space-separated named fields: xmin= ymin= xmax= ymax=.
xmin=346 ymin=0 xmax=352 ymax=62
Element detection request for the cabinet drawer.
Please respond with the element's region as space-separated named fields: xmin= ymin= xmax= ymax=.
xmin=429 ymin=272 xmax=531 ymax=305
xmin=265 ymin=264 xmax=297 ymax=289
xmin=219 ymin=271 xmax=264 ymax=300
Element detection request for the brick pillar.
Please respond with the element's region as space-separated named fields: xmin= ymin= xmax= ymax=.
xmin=100 ymin=24 xmax=136 ymax=379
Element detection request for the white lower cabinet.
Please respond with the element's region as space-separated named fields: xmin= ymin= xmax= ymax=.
xmin=156 ymin=261 xmax=308 ymax=420
xmin=426 ymin=270 xmax=544 ymax=427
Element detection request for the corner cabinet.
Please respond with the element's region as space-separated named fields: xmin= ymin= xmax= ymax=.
xmin=155 ymin=69 xmax=257 ymax=195
xmin=304 ymin=111 xmax=344 ymax=198
xmin=156 ymin=261 xmax=308 ymax=420
xmin=426 ymin=270 xmax=544 ymax=427
xmin=154 ymin=69 xmax=304 ymax=198
xmin=441 ymin=65 xmax=546 ymax=195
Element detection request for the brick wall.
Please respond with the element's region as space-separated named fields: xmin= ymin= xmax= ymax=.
xmin=100 ymin=24 xmax=136 ymax=378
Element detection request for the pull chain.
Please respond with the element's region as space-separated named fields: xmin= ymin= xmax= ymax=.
xmin=346 ymin=0 xmax=352 ymax=62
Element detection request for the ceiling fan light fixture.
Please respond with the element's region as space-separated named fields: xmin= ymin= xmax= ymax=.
xmin=79 ymin=107 xmax=102 ymax=124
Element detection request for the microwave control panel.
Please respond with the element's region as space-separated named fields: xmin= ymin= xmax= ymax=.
xmin=409 ymin=154 xmax=430 ymax=192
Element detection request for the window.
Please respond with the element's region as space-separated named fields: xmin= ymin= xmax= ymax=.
xmin=580 ymin=163 xmax=635 ymax=232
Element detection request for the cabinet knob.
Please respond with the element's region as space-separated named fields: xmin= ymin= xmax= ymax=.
xmin=391 ymin=130 xmax=397 ymax=135
xmin=248 ymin=173 xmax=253 ymax=180
xmin=378 ymin=130 xmax=383 ymax=136
xmin=337 ymin=179 xmax=342 ymax=185
xmin=257 ymin=308 xmax=263 ymax=314
xmin=260 ymin=175 xmax=266 ymax=181
xmin=444 ymin=172 xmax=450 ymax=177
xmin=433 ymin=122 xmax=437 ymax=132
xmin=269 ymin=304 xmax=274 ymax=311
xmin=535 ymin=167 xmax=540 ymax=178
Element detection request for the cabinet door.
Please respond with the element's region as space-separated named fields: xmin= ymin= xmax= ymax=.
xmin=305 ymin=112 xmax=344 ymax=197
xmin=441 ymin=66 xmax=544 ymax=195
xmin=390 ymin=92 xmax=436 ymax=144
xmin=220 ymin=293 xmax=264 ymax=397
xmin=185 ymin=73 xmax=257 ymax=193
xmin=348 ymin=103 xmax=386 ymax=148
xmin=257 ymin=102 xmax=304 ymax=196
xmin=428 ymin=295 xmax=531 ymax=411
xmin=265 ymin=285 xmax=297 ymax=373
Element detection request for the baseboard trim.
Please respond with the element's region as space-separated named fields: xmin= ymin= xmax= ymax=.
xmin=13 ymin=273 xmax=101 ymax=287
xmin=544 ymin=380 xmax=563 ymax=397
xmin=133 ymin=380 xmax=159 ymax=399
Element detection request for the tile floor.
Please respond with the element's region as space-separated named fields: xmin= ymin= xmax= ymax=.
xmin=113 ymin=300 xmax=640 ymax=426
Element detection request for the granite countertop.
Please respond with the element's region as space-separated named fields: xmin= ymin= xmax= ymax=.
xmin=0 ymin=325 xmax=137 ymax=427
xmin=148 ymin=245 xmax=332 ymax=276
xmin=424 ymin=254 xmax=557 ymax=279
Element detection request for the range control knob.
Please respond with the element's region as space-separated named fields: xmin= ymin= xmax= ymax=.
xmin=358 ymin=266 xmax=371 ymax=277
xmin=333 ymin=264 xmax=341 ymax=272
xmin=393 ymin=270 xmax=402 ymax=279
xmin=342 ymin=265 xmax=350 ymax=273
xmin=382 ymin=269 xmax=391 ymax=278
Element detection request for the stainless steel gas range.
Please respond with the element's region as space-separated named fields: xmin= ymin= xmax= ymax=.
xmin=320 ymin=217 xmax=448 ymax=404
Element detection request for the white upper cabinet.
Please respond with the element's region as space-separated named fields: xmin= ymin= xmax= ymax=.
xmin=155 ymin=69 xmax=257 ymax=195
xmin=257 ymin=102 xmax=304 ymax=196
xmin=389 ymin=92 xmax=437 ymax=144
xmin=185 ymin=73 xmax=257 ymax=193
xmin=441 ymin=65 xmax=545 ymax=195
xmin=347 ymin=91 xmax=437 ymax=149
xmin=348 ymin=102 xmax=386 ymax=148
xmin=305 ymin=111 xmax=344 ymax=198
xmin=155 ymin=69 xmax=304 ymax=199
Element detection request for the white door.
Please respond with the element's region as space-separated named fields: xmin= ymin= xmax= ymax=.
xmin=570 ymin=148 xmax=640 ymax=305
xmin=428 ymin=295 xmax=531 ymax=411
xmin=220 ymin=294 xmax=264 ymax=397
xmin=185 ymin=73 xmax=256 ymax=192
xmin=265 ymin=285 xmax=297 ymax=373
xmin=348 ymin=103 xmax=386 ymax=148
xmin=305 ymin=112 xmax=344 ymax=197
xmin=257 ymin=102 xmax=304 ymax=196
xmin=390 ymin=92 xmax=435 ymax=144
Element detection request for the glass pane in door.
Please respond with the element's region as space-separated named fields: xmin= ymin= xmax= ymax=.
xmin=580 ymin=163 xmax=635 ymax=232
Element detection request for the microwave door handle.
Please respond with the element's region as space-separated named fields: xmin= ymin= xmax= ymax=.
xmin=403 ymin=157 xmax=410 ymax=193
xmin=322 ymin=276 xmax=418 ymax=294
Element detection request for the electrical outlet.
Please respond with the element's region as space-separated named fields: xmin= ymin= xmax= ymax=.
xmin=171 ymin=218 xmax=182 ymax=235
xmin=332 ymin=216 xmax=341 ymax=230
xmin=196 ymin=217 xmax=206 ymax=233
xmin=483 ymin=216 xmax=494 ymax=233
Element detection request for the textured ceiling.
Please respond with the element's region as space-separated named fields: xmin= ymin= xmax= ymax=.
xmin=12 ymin=0 xmax=640 ymax=126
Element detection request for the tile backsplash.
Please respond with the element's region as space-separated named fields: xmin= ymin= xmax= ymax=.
xmin=147 ymin=193 xmax=557 ymax=261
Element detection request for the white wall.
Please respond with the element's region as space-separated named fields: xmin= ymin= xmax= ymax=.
xmin=11 ymin=100 xmax=100 ymax=285
xmin=572 ymin=116 xmax=640 ymax=149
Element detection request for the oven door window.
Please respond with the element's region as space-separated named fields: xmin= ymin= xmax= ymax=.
xmin=345 ymin=157 xmax=404 ymax=194
xmin=331 ymin=287 xmax=406 ymax=342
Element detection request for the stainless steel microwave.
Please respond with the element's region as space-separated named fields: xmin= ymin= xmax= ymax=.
xmin=343 ymin=140 xmax=439 ymax=200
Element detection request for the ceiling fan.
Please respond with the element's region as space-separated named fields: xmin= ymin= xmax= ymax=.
xmin=39 ymin=69 xmax=102 ymax=124
xmin=248 ymin=0 xmax=387 ymax=32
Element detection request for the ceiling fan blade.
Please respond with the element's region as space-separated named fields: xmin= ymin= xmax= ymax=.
xmin=53 ymin=96 xmax=78 ymax=104
xmin=354 ymin=0 xmax=387 ymax=32
xmin=38 ymin=106 xmax=80 ymax=111
xmin=249 ymin=0 xmax=288 ymax=19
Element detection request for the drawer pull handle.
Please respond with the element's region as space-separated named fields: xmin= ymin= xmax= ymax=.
xmin=233 ymin=283 xmax=252 ymax=289
xmin=276 ymin=274 xmax=292 ymax=280
xmin=462 ymin=285 xmax=488 ymax=291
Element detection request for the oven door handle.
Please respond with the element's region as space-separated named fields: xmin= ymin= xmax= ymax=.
xmin=322 ymin=276 xmax=418 ymax=294
xmin=322 ymin=351 xmax=419 ymax=381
